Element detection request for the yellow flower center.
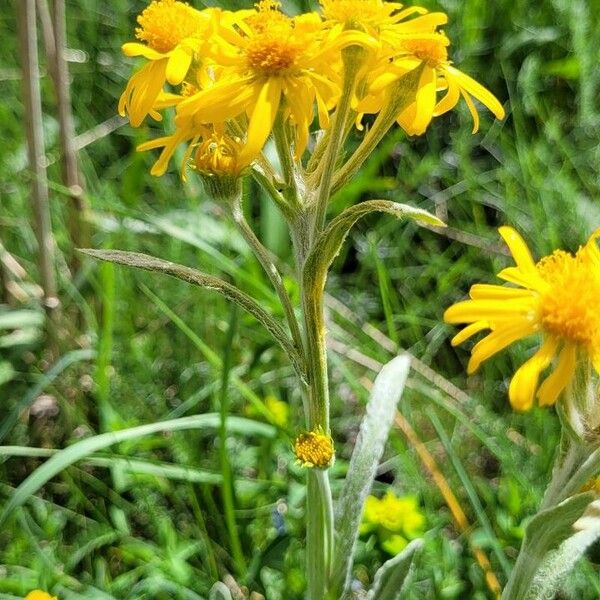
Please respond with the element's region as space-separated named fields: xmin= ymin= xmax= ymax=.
xmin=293 ymin=430 xmax=335 ymax=468
xmin=245 ymin=2 xmax=304 ymax=75
xmin=320 ymin=0 xmax=392 ymax=28
xmin=136 ymin=0 xmax=206 ymax=53
xmin=194 ymin=134 xmax=244 ymax=176
xmin=536 ymin=246 xmax=600 ymax=349
xmin=402 ymin=36 xmax=448 ymax=66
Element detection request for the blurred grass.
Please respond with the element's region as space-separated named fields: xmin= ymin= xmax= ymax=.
xmin=1 ymin=0 xmax=600 ymax=597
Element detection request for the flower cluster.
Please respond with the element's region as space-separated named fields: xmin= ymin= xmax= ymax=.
xmin=360 ymin=491 xmax=425 ymax=554
xmin=119 ymin=0 xmax=504 ymax=178
xmin=445 ymin=227 xmax=600 ymax=413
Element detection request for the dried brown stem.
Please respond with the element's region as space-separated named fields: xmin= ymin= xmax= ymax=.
xmin=17 ymin=0 xmax=60 ymax=333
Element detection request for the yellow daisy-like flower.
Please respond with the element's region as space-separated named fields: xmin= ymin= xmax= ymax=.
xmin=320 ymin=0 xmax=447 ymax=55
xmin=357 ymin=31 xmax=505 ymax=134
xmin=175 ymin=0 xmax=363 ymax=164
xmin=25 ymin=592 xmax=57 ymax=600
xmin=118 ymin=0 xmax=217 ymax=126
xmin=444 ymin=226 xmax=600 ymax=411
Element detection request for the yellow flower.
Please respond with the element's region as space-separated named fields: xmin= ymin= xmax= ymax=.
xmin=444 ymin=226 xmax=600 ymax=411
xmin=293 ymin=429 xmax=335 ymax=468
xmin=357 ymin=31 xmax=505 ymax=134
xmin=320 ymin=0 xmax=447 ymax=54
xmin=25 ymin=592 xmax=57 ymax=600
xmin=360 ymin=491 xmax=425 ymax=554
xmin=175 ymin=1 xmax=361 ymax=164
xmin=118 ymin=0 xmax=217 ymax=126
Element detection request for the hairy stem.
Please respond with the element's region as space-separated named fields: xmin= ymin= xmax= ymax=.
xmin=230 ymin=195 xmax=305 ymax=359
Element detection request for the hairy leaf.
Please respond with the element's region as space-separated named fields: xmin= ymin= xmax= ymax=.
xmin=79 ymin=249 xmax=305 ymax=379
xmin=329 ymin=355 xmax=411 ymax=596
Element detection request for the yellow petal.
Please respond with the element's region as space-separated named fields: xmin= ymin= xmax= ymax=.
xmin=451 ymin=321 xmax=489 ymax=346
xmin=469 ymin=284 xmax=533 ymax=300
xmin=467 ymin=320 xmax=537 ymax=374
xmin=433 ymin=76 xmax=460 ymax=116
xmin=122 ymin=42 xmax=165 ymax=60
xmin=165 ymin=46 xmax=193 ymax=85
xmin=537 ymin=344 xmax=577 ymax=406
xmin=444 ymin=65 xmax=505 ymax=120
xmin=461 ymin=89 xmax=480 ymax=134
xmin=443 ymin=298 xmax=537 ymax=324
xmin=508 ymin=336 xmax=559 ymax=411
xmin=497 ymin=266 xmax=548 ymax=293
xmin=409 ymin=66 xmax=437 ymax=135
xmin=239 ymin=79 xmax=282 ymax=164
xmin=498 ymin=226 xmax=537 ymax=273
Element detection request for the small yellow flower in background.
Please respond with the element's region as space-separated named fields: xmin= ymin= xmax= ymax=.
xmin=293 ymin=429 xmax=335 ymax=468
xmin=264 ymin=395 xmax=289 ymax=428
xmin=361 ymin=491 xmax=425 ymax=554
xmin=25 ymin=592 xmax=57 ymax=600
xmin=244 ymin=395 xmax=289 ymax=428
xmin=445 ymin=226 xmax=600 ymax=412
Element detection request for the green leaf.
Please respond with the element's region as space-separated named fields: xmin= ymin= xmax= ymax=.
xmin=0 ymin=446 xmax=280 ymax=492
xmin=367 ymin=539 xmax=423 ymax=600
xmin=329 ymin=355 xmax=411 ymax=597
xmin=501 ymin=492 xmax=595 ymax=600
xmin=209 ymin=582 xmax=233 ymax=600
xmin=0 ymin=414 xmax=275 ymax=527
xmin=79 ymin=248 xmax=305 ymax=380
xmin=526 ymin=499 xmax=600 ymax=600
xmin=304 ymin=200 xmax=444 ymax=293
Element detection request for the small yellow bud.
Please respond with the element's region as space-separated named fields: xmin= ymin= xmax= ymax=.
xmin=194 ymin=134 xmax=245 ymax=177
xmin=293 ymin=429 xmax=335 ymax=468
xmin=193 ymin=134 xmax=247 ymax=201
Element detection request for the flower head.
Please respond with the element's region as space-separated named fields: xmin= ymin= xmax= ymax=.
xmin=293 ymin=429 xmax=335 ymax=468
xmin=444 ymin=227 xmax=600 ymax=411
xmin=357 ymin=30 xmax=505 ymax=134
xmin=174 ymin=1 xmax=362 ymax=164
xmin=118 ymin=0 xmax=217 ymax=126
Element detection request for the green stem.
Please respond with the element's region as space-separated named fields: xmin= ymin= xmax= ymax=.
xmin=273 ymin=116 xmax=302 ymax=209
xmin=307 ymin=469 xmax=334 ymax=600
xmin=312 ymin=47 xmax=363 ymax=236
xmin=230 ymin=195 xmax=305 ymax=359
xmin=330 ymin=64 xmax=424 ymax=196
xmin=219 ymin=304 xmax=247 ymax=575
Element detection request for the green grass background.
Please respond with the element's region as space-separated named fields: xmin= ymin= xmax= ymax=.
xmin=1 ymin=0 xmax=600 ymax=598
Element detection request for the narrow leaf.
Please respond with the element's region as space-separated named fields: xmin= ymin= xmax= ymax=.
xmin=0 ymin=414 xmax=275 ymax=527
xmin=304 ymin=200 xmax=444 ymax=293
xmin=367 ymin=539 xmax=423 ymax=600
xmin=501 ymin=492 xmax=594 ymax=599
xmin=329 ymin=355 xmax=411 ymax=596
xmin=79 ymin=249 xmax=304 ymax=379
